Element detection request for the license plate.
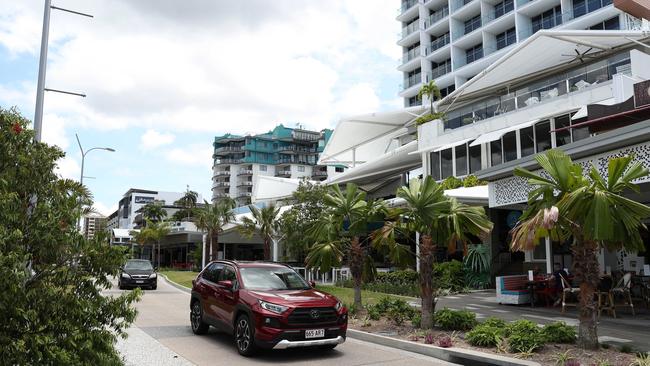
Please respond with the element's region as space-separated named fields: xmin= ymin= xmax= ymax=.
xmin=305 ymin=329 xmax=324 ymax=339
xmin=136 ymin=280 xmax=144 ymax=284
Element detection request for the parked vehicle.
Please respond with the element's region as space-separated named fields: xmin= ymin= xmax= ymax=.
xmin=190 ymin=260 xmax=347 ymax=356
xmin=118 ymin=259 xmax=157 ymax=290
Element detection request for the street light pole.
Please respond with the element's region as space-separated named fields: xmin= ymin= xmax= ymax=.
xmin=33 ymin=1 xmax=93 ymax=142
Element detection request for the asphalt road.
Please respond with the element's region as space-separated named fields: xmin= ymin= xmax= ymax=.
xmin=107 ymin=277 xmax=452 ymax=366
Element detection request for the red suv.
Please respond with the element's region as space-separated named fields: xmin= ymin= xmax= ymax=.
xmin=189 ymin=260 xmax=347 ymax=356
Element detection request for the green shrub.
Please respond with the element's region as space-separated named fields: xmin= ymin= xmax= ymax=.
xmin=507 ymin=320 xmax=545 ymax=353
xmin=433 ymin=260 xmax=466 ymax=292
xmin=411 ymin=312 xmax=421 ymax=328
xmin=434 ymin=308 xmax=478 ymax=331
xmin=415 ymin=112 xmax=447 ymax=126
xmin=366 ymin=305 xmax=381 ymax=320
xmin=542 ymin=322 xmax=576 ymax=344
xmin=482 ymin=317 xmax=506 ymax=328
xmin=365 ymin=297 xmax=417 ymax=325
xmin=466 ymin=324 xmax=503 ymax=347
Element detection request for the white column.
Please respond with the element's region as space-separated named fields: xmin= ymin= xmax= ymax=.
xmin=272 ymin=238 xmax=278 ymax=262
xmin=416 ymin=232 xmax=421 ymax=272
xmin=545 ymin=236 xmax=552 ymax=274
xmin=201 ymin=233 xmax=207 ymax=269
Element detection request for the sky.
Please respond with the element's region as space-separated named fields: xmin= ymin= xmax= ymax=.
xmin=0 ymin=0 xmax=403 ymax=215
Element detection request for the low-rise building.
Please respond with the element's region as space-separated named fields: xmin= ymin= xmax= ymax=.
xmin=83 ymin=213 xmax=107 ymax=240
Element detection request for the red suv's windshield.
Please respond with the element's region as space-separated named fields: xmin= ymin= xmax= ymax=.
xmin=239 ymin=267 xmax=310 ymax=291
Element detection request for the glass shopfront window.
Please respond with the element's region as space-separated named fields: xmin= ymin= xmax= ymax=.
xmin=455 ymin=144 xmax=468 ymax=176
xmin=430 ymin=151 xmax=441 ymax=180
xmin=441 ymin=148 xmax=453 ymax=178
xmin=520 ymin=126 xmax=535 ymax=158
xmin=469 ymin=143 xmax=481 ymax=174
xmin=554 ymin=114 xmax=572 ymax=147
xmin=490 ymin=140 xmax=502 ymax=166
xmin=503 ymin=131 xmax=517 ymax=162
xmin=535 ymin=120 xmax=551 ymax=153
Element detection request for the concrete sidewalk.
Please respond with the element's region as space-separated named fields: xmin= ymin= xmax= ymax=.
xmin=116 ymin=326 xmax=194 ymax=366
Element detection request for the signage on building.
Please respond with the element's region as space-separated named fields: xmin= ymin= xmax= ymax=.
xmin=634 ymin=79 xmax=650 ymax=109
xmin=134 ymin=196 xmax=155 ymax=204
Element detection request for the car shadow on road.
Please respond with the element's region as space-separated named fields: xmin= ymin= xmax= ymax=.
xmin=205 ymin=329 xmax=346 ymax=363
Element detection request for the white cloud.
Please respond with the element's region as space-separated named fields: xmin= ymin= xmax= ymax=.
xmin=140 ymin=129 xmax=175 ymax=150
xmin=55 ymin=156 xmax=80 ymax=181
xmin=334 ymin=83 xmax=382 ymax=118
xmin=93 ymin=201 xmax=117 ymax=216
xmin=0 ymin=0 xmax=401 ymax=135
xmin=41 ymin=113 xmax=69 ymax=149
xmin=165 ymin=144 xmax=213 ymax=168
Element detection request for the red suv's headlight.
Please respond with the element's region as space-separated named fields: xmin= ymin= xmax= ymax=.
xmin=258 ymin=300 xmax=289 ymax=314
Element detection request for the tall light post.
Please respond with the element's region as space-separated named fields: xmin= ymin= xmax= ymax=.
xmin=75 ymin=133 xmax=115 ymax=187
xmin=34 ymin=1 xmax=92 ymax=142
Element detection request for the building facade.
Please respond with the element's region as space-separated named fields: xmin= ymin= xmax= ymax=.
xmin=398 ymin=0 xmax=643 ymax=107
xmin=83 ymin=213 xmax=107 ymax=240
xmin=116 ymin=189 xmax=201 ymax=230
xmin=212 ymin=125 xmax=343 ymax=206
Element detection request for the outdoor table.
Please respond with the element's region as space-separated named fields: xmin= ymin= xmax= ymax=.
xmin=526 ymin=277 xmax=553 ymax=308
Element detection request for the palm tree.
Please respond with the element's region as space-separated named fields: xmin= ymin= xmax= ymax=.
xmin=130 ymin=220 xmax=169 ymax=267
xmin=141 ymin=203 xmax=167 ymax=223
xmin=174 ymin=189 xmax=199 ymax=221
xmin=511 ymin=150 xmax=650 ymax=349
xmin=195 ymin=199 xmax=235 ymax=263
xmin=306 ymin=183 xmax=411 ymax=309
xmin=375 ymin=176 xmax=492 ymax=328
xmin=418 ymin=80 xmax=441 ymax=115
xmin=239 ymin=204 xmax=283 ymax=261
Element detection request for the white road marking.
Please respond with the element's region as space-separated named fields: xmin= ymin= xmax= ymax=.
xmin=522 ymin=314 xmax=578 ymax=326
xmin=492 ymin=309 xmax=510 ymax=313
xmin=467 ymin=304 xmax=491 ymax=308
xmin=464 ymin=306 xmax=480 ymax=310
xmin=598 ymin=336 xmax=632 ymax=343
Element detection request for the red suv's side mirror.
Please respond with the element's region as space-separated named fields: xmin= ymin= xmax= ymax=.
xmin=309 ymin=280 xmax=316 ymax=288
xmin=218 ymin=280 xmax=233 ymax=290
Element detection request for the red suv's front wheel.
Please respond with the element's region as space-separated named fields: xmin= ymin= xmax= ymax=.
xmin=235 ymin=314 xmax=257 ymax=356
xmin=190 ymin=301 xmax=209 ymax=335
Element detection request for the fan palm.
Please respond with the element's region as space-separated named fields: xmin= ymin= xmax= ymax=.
xmin=195 ymin=199 xmax=236 ymax=263
xmin=306 ymin=183 xmax=412 ymax=309
xmin=418 ymin=80 xmax=442 ymax=115
xmin=130 ymin=220 xmax=170 ymax=267
xmin=511 ymin=149 xmax=650 ymax=349
xmin=239 ymin=204 xmax=283 ymax=261
xmin=375 ymin=176 xmax=492 ymax=328
xmin=174 ymin=189 xmax=198 ymax=221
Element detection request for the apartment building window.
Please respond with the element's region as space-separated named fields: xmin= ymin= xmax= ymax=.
xmin=440 ymin=85 xmax=455 ymax=98
xmin=502 ymin=131 xmax=517 ymax=162
xmin=466 ymin=43 xmax=483 ymax=65
xmin=589 ymin=16 xmax=619 ymax=30
xmin=490 ymin=140 xmax=502 ymax=167
xmin=469 ymin=143 xmax=481 ymax=174
xmin=298 ymin=166 xmax=305 ymax=172
xmin=455 ymin=144 xmax=468 ymax=176
xmin=531 ymin=6 xmax=562 ymax=34
xmin=432 ymin=59 xmax=452 ymax=79
xmin=408 ymin=95 xmax=422 ymax=107
xmin=430 ymin=151 xmax=441 ymax=181
xmin=554 ymin=114 xmax=572 ymax=147
xmin=573 ymin=0 xmax=612 ymax=19
xmin=494 ymin=0 xmax=514 ymax=18
xmin=259 ymin=165 xmax=267 ymax=172
xmin=335 ymin=167 xmax=344 ymax=173
xmin=535 ymin=120 xmax=551 ymax=153
xmin=496 ymin=28 xmax=516 ymax=50
xmin=520 ymin=126 xmax=535 ymax=158
xmin=464 ymin=15 xmax=482 ymax=35
xmin=441 ymin=149 xmax=453 ymax=179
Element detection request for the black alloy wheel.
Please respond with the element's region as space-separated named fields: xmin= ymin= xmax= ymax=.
xmin=190 ymin=301 xmax=209 ymax=335
xmin=235 ymin=314 xmax=257 ymax=356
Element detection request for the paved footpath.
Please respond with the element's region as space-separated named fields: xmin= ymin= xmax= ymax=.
xmin=108 ymin=277 xmax=455 ymax=366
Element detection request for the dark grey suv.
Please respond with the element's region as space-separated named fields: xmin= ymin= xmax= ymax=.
xmin=118 ymin=259 xmax=157 ymax=290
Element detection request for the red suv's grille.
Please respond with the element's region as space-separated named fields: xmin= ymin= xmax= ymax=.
xmin=287 ymin=307 xmax=337 ymax=325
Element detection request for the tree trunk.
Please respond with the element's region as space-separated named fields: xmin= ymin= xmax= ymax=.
xmin=573 ymin=239 xmax=600 ymax=349
xmin=208 ymin=233 xmax=214 ymax=261
xmin=349 ymin=236 xmax=363 ymax=310
xmin=157 ymin=241 xmax=161 ymax=268
xmin=263 ymin=237 xmax=271 ymax=261
xmin=419 ymin=234 xmax=437 ymax=329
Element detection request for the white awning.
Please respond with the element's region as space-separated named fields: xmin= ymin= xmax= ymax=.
xmin=433 ymin=138 xmax=474 ymax=152
xmin=437 ymin=30 xmax=648 ymax=108
xmin=325 ymin=140 xmax=420 ymax=185
xmin=571 ymin=98 xmax=617 ymax=120
xmin=112 ymin=228 xmax=133 ymax=238
xmin=385 ymin=185 xmax=489 ymax=206
xmin=318 ymin=107 xmax=424 ymax=165
xmin=469 ymin=119 xmax=540 ymax=147
xmin=252 ymin=176 xmax=316 ymax=203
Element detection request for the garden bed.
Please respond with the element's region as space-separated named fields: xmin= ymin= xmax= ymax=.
xmin=348 ymin=307 xmax=637 ymax=366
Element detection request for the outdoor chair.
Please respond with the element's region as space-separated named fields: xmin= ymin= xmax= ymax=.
xmin=597 ymin=276 xmax=615 ymax=318
xmin=560 ymin=276 xmax=580 ymax=314
xmin=610 ymin=272 xmax=635 ymax=316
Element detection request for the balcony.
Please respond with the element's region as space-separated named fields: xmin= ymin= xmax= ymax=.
xmin=401 ymin=19 xmax=421 ymax=39
xmin=214 ymin=182 xmax=230 ymax=188
xmin=426 ymin=34 xmax=450 ymax=55
xmin=430 ymin=63 xmax=452 ymax=80
xmin=452 ymin=0 xmax=475 ymax=13
xmin=400 ymin=0 xmax=419 ymax=14
xmin=402 ymin=73 xmax=422 ymax=91
xmin=214 ymin=146 xmax=242 ymax=154
xmin=424 ymin=7 xmax=449 ymax=29
xmin=277 ymin=145 xmax=317 ymax=153
xmin=214 ymin=193 xmax=230 ymax=198
xmin=238 ymin=169 xmax=253 ymax=176
xmin=238 ymin=181 xmax=253 ymax=187
xmin=563 ymin=0 xmax=613 ymax=23
xmin=402 ymin=45 xmax=422 ymax=65
xmin=237 ymin=192 xmax=252 ymax=198
xmin=214 ymin=170 xmax=231 ymax=176
xmin=214 ymin=158 xmax=242 ymax=165
xmin=312 ymin=171 xmax=328 ymax=177
xmin=275 ymin=170 xmax=292 ymax=177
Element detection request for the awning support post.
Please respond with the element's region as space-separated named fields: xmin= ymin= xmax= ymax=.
xmin=545 ymin=236 xmax=552 ymax=274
